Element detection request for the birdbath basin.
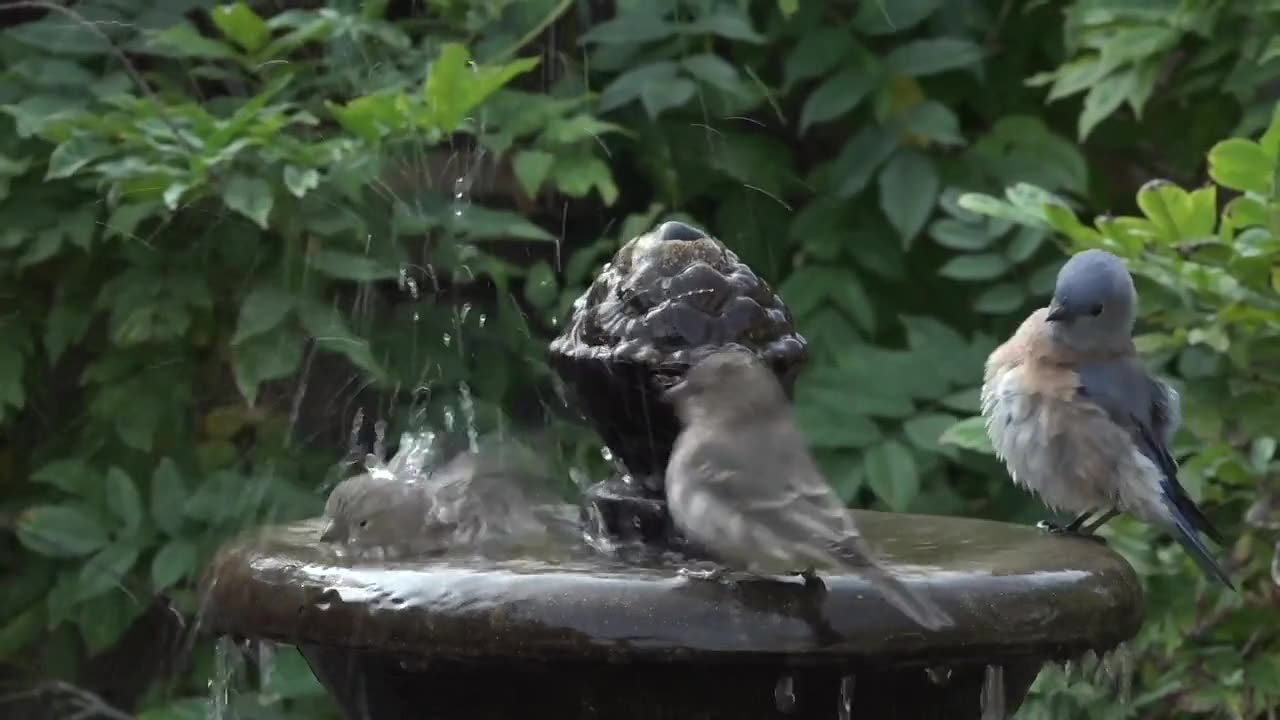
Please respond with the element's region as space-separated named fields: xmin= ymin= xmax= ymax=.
xmin=199 ymin=219 xmax=1145 ymax=718
xmin=200 ymin=509 xmax=1143 ymax=719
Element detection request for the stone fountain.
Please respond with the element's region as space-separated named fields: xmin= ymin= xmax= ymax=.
xmin=200 ymin=221 xmax=1145 ymax=719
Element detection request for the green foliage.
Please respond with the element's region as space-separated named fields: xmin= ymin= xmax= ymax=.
xmin=1 ymin=0 xmax=1278 ymax=717
xmin=952 ymin=107 xmax=1280 ymax=717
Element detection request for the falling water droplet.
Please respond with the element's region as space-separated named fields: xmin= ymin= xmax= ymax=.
xmin=478 ymin=313 xmax=487 ymax=328
xmin=980 ymin=664 xmax=1006 ymax=720
xmin=926 ymin=666 xmax=952 ymax=686
xmin=372 ymin=420 xmax=388 ymax=458
xmin=838 ymin=674 xmax=855 ymax=720
xmin=773 ymin=674 xmax=796 ymax=714
xmin=600 ymin=446 xmax=614 ymax=462
xmin=458 ymin=381 xmax=478 ymax=453
xmin=363 ymin=453 xmax=380 ymax=471
xmin=459 ymin=302 xmax=473 ymax=324
xmin=442 ymin=333 xmax=452 ymax=347
xmin=443 ymin=407 xmax=456 ymax=432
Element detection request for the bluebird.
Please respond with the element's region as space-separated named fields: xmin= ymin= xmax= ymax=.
xmin=663 ymin=347 xmax=953 ymax=630
xmin=981 ymin=248 xmax=1233 ymax=589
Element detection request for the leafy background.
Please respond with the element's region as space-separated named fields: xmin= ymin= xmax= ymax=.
xmin=0 ymin=0 xmax=1276 ymax=717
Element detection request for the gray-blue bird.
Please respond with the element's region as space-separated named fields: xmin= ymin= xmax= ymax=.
xmin=981 ymin=248 xmax=1233 ymax=589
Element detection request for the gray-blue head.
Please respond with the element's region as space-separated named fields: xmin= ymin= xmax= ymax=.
xmin=1046 ymin=249 xmax=1137 ymax=353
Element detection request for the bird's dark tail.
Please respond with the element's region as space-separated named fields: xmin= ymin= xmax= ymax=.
xmin=833 ymin=536 xmax=952 ymax=630
xmin=1164 ymin=492 xmax=1235 ymax=590
xmin=857 ymin=560 xmax=953 ymax=631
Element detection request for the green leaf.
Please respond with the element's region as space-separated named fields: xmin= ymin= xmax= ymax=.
xmin=231 ymin=328 xmax=306 ymax=404
xmin=799 ymin=64 xmax=878 ymax=134
xmin=939 ymin=416 xmax=994 ymax=454
xmin=899 ymin=101 xmax=964 ymax=146
xmin=45 ymin=136 xmax=112 ymax=180
xmin=146 ymin=22 xmax=239 ymax=60
xmin=884 ymin=38 xmax=984 ymax=77
xmin=938 ymin=253 xmax=1011 ymax=281
xmin=974 ymin=283 xmax=1026 ymax=314
xmin=524 ymin=260 xmax=559 ymax=309
xmin=221 ymin=174 xmax=274 ymax=229
xmin=681 ymin=54 xmax=751 ymax=98
xmin=1005 ymin=226 xmax=1046 ymax=263
xmin=0 ymin=345 xmax=25 ymax=414
xmin=151 ymin=459 xmax=186 ymax=537
xmin=76 ymin=588 xmax=143 ymax=656
xmin=232 ymin=286 xmax=296 ymax=345
xmin=903 ymin=413 xmax=960 ymax=453
xmin=307 ymin=250 xmax=400 ymax=282
xmin=1078 ymin=70 xmax=1137 ymax=141
xmin=424 ymin=44 xmax=540 ymax=132
xmin=783 ymin=28 xmax=855 ymax=90
xmin=17 ymin=506 xmax=109 ymax=558
xmin=105 ymin=467 xmax=143 ymax=533
xmin=30 ymin=459 xmax=97 ymax=496
xmin=0 ymin=607 xmax=42 ymax=660
xmin=1208 ymin=138 xmax=1274 ymax=196
xmin=853 ymin=0 xmax=942 ymax=35
xmin=778 ymin=266 xmax=875 ymax=333
xmin=878 ymin=150 xmax=939 ymax=246
xmin=579 ymin=13 xmax=673 ymax=45
xmin=76 ymin=542 xmax=140 ymax=602
xmin=513 ymin=150 xmax=555 ymax=197
xmin=929 ymin=218 xmax=995 ymax=251
xmin=640 ymin=78 xmax=697 ymax=119
xmin=862 ymin=440 xmax=919 ymax=511
xmin=283 ymin=166 xmax=319 ymax=198
xmin=599 ymin=62 xmax=679 ymax=113
xmin=684 ymin=11 xmax=766 ymax=43
xmin=454 ymin=206 xmax=555 ymax=242
xmin=298 ymin=303 xmax=388 ymax=382
xmin=151 ymin=540 xmax=197 ymax=592
xmin=211 ymin=2 xmax=271 ymax=53
xmin=795 ymin=393 xmax=883 ymax=449
xmin=832 ymin=125 xmax=898 ymax=197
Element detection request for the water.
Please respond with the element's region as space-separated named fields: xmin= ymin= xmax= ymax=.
xmin=773 ymin=674 xmax=796 ymax=714
xmin=838 ymin=674 xmax=855 ymax=720
xmin=980 ymin=664 xmax=1006 ymax=720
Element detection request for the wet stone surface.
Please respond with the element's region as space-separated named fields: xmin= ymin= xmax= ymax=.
xmin=202 ymin=509 xmax=1144 ymax=719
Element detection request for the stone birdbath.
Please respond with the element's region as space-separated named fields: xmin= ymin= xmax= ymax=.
xmin=200 ymin=221 xmax=1144 ymax=719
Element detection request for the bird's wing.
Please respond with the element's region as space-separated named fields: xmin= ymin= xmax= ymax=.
xmin=1075 ymin=358 xmax=1231 ymax=587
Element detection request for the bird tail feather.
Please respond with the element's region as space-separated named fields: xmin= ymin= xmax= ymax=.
xmin=1166 ymin=499 xmax=1235 ymax=590
xmin=856 ymin=561 xmax=953 ymax=631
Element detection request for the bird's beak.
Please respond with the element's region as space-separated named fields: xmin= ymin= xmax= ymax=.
xmin=662 ymin=378 xmax=691 ymax=404
xmin=1046 ymin=300 xmax=1071 ymax=323
xmin=319 ymin=520 xmax=342 ymax=543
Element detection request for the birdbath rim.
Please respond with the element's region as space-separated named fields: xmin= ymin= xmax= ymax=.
xmin=199 ymin=508 xmax=1144 ymax=667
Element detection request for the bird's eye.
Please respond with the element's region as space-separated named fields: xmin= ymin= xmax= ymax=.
xmin=359 ymin=520 xmax=369 ymax=528
xmin=1088 ymin=304 xmax=1104 ymax=317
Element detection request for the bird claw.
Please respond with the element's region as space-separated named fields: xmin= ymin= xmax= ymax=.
xmin=1036 ymin=520 xmax=1108 ymax=544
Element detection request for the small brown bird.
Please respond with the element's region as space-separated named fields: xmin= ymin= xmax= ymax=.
xmin=321 ymin=439 xmax=571 ymax=558
xmin=663 ymin=348 xmax=952 ymax=630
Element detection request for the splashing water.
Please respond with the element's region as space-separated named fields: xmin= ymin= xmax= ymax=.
xmin=458 ymin=381 xmax=479 ymax=453
xmin=926 ymin=666 xmax=952 ymax=686
xmin=362 ymin=429 xmax=440 ymax=483
xmin=980 ymin=664 xmax=1006 ymax=720
xmin=209 ymin=636 xmax=241 ymax=718
xmin=773 ymin=674 xmax=796 ymax=714
xmin=838 ymin=674 xmax=855 ymax=720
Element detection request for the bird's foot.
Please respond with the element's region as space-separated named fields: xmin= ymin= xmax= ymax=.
xmin=1036 ymin=520 xmax=1108 ymax=544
